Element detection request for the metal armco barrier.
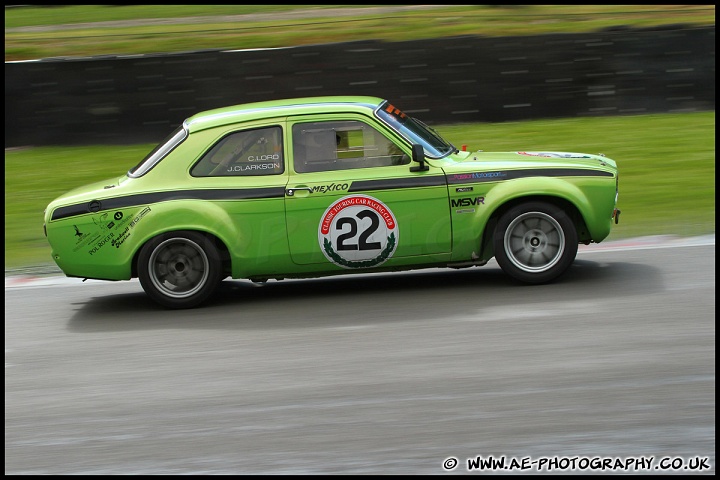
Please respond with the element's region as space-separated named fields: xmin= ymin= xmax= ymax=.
xmin=4 ymin=25 xmax=714 ymax=148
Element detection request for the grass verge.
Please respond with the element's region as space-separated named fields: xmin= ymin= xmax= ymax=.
xmin=5 ymin=5 xmax=715 ymax=62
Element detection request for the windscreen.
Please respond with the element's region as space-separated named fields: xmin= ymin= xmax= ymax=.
xmin=374 ymin=101 xmax=456 ymax=158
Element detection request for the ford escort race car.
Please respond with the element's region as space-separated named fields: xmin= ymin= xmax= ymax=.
xmin=44 ymin=96 xmax=620 ymax=309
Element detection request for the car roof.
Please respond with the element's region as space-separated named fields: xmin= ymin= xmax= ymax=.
xmin=184 ymin=96 xmax=385 ymax=133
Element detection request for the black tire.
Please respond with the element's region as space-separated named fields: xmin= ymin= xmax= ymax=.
xmin=493 ymin=202 xmax=578 ymax=284
xmin=138 ymin=231 xmax=223 ymax=309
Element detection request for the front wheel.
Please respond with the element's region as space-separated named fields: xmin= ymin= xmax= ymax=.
xmin=138 ymin=231 xmax=223 ymax=309
xmin=493 ymin=202 xmax=578 ymax=284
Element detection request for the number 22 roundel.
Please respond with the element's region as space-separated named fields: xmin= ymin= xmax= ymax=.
xmin=318 ymin=194 xmax=399 ymax=269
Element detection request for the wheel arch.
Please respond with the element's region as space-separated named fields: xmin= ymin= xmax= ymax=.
xmin=124 ymin=200 xmax=240 ymax=278
xmin=479 ymin=194 xmax=589 ymax=261
xmin=131 ymin=228 xmax=231 ymax=279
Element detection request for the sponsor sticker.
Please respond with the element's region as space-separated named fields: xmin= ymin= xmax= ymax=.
xmin=80 ymin=206 xmax=152 ymax=255
xmin=518 ymin=151 xmax=591 ymax=158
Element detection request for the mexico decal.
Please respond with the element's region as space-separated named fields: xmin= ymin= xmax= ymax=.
xmin=319 ymin=194 xmax=399 ymax=269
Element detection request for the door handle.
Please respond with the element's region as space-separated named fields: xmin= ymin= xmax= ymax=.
xmin=286 ymin=187 xmax=313 ymax=196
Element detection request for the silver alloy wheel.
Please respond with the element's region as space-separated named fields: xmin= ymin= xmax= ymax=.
xmin=503 ymin=211 xmax=565 ymax=273
xmin=147 ymin=237 xmax=210 ymax=299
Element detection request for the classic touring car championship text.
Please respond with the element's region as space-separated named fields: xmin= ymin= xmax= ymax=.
xmin=441 ymin=455 xmax=712 ymax=472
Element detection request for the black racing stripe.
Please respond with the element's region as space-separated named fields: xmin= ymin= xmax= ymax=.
xmin=348 ymin=175 xmax=447 ymax=192
xmin=51 ymin=187 xmax=286 ymax=221
xmin=446 ymin=168 xmax=614 ymax=184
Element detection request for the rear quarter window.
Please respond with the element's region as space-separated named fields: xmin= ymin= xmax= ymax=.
xmin=191 ymin=125 xmax=284 ymax=177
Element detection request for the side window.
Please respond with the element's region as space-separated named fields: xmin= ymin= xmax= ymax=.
xmin=191 ymin=126 xmax=284 ymax=177
xmin=292 ymin=120 xmax=409 ymax=173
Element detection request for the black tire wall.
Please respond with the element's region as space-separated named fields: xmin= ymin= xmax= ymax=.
xmin=5 ymin=25 xmax=714 ymax=148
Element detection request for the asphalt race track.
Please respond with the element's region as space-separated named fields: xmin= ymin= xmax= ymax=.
xmin=5 ymin=236 xmax=715 ymax=475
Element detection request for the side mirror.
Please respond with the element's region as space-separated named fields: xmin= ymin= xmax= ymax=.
xmin=409 ymin=144 xmax=429 ymax=172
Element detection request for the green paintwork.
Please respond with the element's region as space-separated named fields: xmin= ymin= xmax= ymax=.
xmin=44 ymin=96 xmax=619 ymax=282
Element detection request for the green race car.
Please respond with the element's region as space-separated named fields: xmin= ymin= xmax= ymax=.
xmin=44 ymin=96 xmax=620 ymax=309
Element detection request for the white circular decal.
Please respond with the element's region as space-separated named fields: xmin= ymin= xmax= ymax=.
xmin=319 ymin=194 xmax=399 ymax=269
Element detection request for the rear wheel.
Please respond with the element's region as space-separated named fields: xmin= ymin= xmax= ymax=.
xmin=138 ymin=231 xmax=223 ymax=309
xmin=493 ymin=202 xmax=578 ymax=284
